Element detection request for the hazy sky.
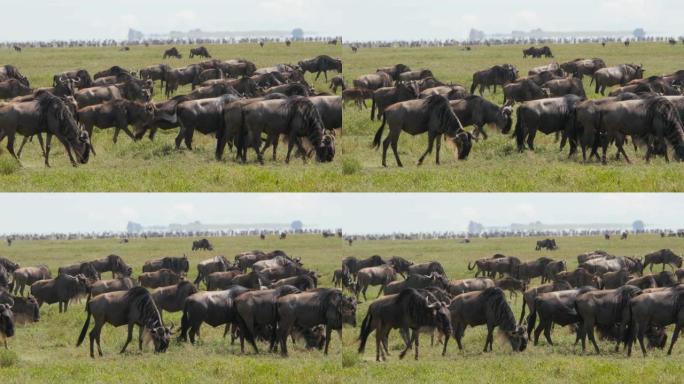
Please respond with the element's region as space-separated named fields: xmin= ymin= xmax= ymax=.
xmin=0 ymin=193 xmax=680 ymax=235
xmin=1 ymin=0 xmax=681 ymax=42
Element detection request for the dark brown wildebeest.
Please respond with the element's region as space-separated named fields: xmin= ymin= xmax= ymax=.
xmin=74 ymin=80 xmax=151 ymax=108
xmin=276 ymin=288 xmax=357 ymax=356
xmin=601 ymin=269 xmax=631 ymax=289
xmin=30 ymin=273 xmax=89 ymax=312
xmin=89 ymin=254 xmax=132 ymax=279
xmin=235 ymin=285 xmax=301 ymax=353
xmin=615 ymin=76 xmax=681 ymax=96
xmin=643 ymin=249 xmax=683 ymax=272
xmin=358 ymin=288 xmax=451 ymax=361
xmin=383 ymin=272 xmax=450 ymax=295
xmin=179 ymin=285 xmax=250 ymax=344
xmin=329 ymin=75 xmax=346 ymax=94
xmin=591 ymin=64 xmax=644 ymax=95
xmin=355 ymin=265 xmax=396 ymax=301
xmin=263 ymin=83 xmax=310 ymax=97
xmin=387 ymin=256 xmax=413 ymax=277
xmin=151 ymin=281 xmax=198 ymax=315
xmin=12 ymin=265 xmax=51 ymax=296
xmin=214 ymin=59 xmax=258 ymax=78
xmin=449 ymin=287 xmax=527 ymax=353
xmin=142 ymin=256 xmax=189 ymax=275
xmin=341 ymin=255 xmax=385 ymax=278
xmin=252 ymin=255 xmax=301 ymax=273
xmin=523 ymin=46 xmax=553 ymax=58
xmin=138 ymin=269 xmax=182 ymax=289
xmin=310 ymin=95 xmax=342 ymax=131
xmin=76 ymin=287 xmax=173 ymax=358
xmin=194 ymin=255 xmax=231 ymax=288
xmin=408 ymin=261 xmax=446 ymax=277
xmin=575 ymin=285 xmax=642 ymax=354
xmin=0 ymin=258 xmax=19 ymax=275
xmin=536 ymin=239 xmax=558 ymax=251
xmin=139 ymin=64 xmax=171 ymax=92
xmin=495 ymin=277 xmax=527 ymax=299
xmin=205 ymin=271 xmax=243 ymax=291
xmin=624 ymin=275 xmax=657 ymax=289
xmin=503 ymin=79 xmax=548 ymax=104
xmin=233 ymin=250 xmax=286 ymax=272
xmin=398 ymin=69 xmax=434 ymax=82
xmin=514 ymin=95 xmax=583 ymax=152
xmin=627 ymin=285 xmax=684 ymax=356
xmin=581 ymin=256 xmax=643 ymax=276
xmin=332 ymin=269 xmax=352 ymax=291
xmin=519 ymin=280 xmax=573 ymax=324
xmin=0 ymin=303 xmax=14 ymax=349
xmin=447 ymin=277 xmax=495 ymax=296
xmin=89 ymin=277 xmax=136 ymax=297
xmin=560 ymin=58 xmax=606 ymax=80
xmin=542 ymin=260 xmax=567 ymax=283
xmin=621 ymin=231 xmax=629 ymax=240
xmin=527 ymin=286 xmax=597 ymax=345
xmin=421 ymin=84 xmax=470 ymax=100
xmin=353 ymin=71 xmax=393 ymax=91
xmin=577 ymin=250 xmax=613 ymax=264
xmin=376 ymin=64 xmax=411 ymax=81
xmin=467 ymin=255 xmax=521 ymax=279
xmin=189 ymin=46 xmax=211 ymax=59
xmin=58 ymin=262 xmax=100 ymax=282
xmin=0 ymin=92 xmax=92 ymax=167
xmin=9 ymin=295 xmax=39 ymax=324
xmin=298 ymin=55 xmax=342 ymax=81
xmin=370 ymin=81 xmax=421 ymax=121
xmin=521 ymin=70 xmax=564 ymax=86
xmin=232 ymin=271 xmax=270 ymax=290
xmin=651 ymin=271 xmax=679 ymax=287
xmin=77 ymin=99 xmax=155 ymax=143
xmin=515 ymin=257 xmax=554 ymax=282
xmin=555 ymin=268 xmax=602 ymax=288
xmin=93 ymin=66 xmax=131 ymax=80
xmin=343 ymin=87 xmax=374 ymax=110
xmin=0 ymin=65 xmax=29 ymax=86
xmin=470 ymin=64 xmax=518 ymax=95
xmin=543 ymin=78 xmax=587 ymax=98
xmin=258 ymin=263 xmax=316 ymax=285
xmin=198 ymin=68 xmax=224 ymax=84
xmin=163 ymin=64 xmax=203 ymax=96
xmin=270 ymin=275 xmax=317 ymax=291
xmin=192 ymin=238 xmax=213 ymax=251
xmin=528 ymin=63 xmax=563 ymax=76
xmin=416 ymin=77 xmax=446 ymax=92
xmin=450 ymin=96 xmax=512 ymax=139
xmin=372 ymin=94 xmax=473 ymax=167
xmin=0 ymin=79 xmax=32 ymax=99
xmin=163 ymin=47 xmax=182 ymax=59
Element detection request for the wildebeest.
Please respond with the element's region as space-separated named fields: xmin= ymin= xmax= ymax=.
xmin=519 ymin=280 xmax=573 ymax=324
xmin=542 ymin=260 xmax=567 ymax=283
xmin=450 ymin=96 xmax=513 ymax=139
xmin=0 ymin=303 xmax=14 ymax=349
xmin=234 ymin=250 xmax=286 ymax=272
xmin=0 ymin=79 xmax=32 ymax=99
xmin=516 ymin=257 xmax=554 ymax=282
xmin=163 ymin=47 xmax=182 ymax=59
xmin=58 ymin=262 xmax=100 ymax=282
xmin=12 ymin=265 xmax=51 ymax=296
xmin=528 ymin=62 xmax=562 ymax=76
xmin=421 ymin=84 xmax=470 ymax=101
xmin=205 ymin=271 xmax=243 ymax=291
xmin=398 ymin=69 xmax=434 ymax=82
xmin=194 ymin=255 xmax=231 ymax=288
xmin=138 ymin=269 xmax=183 ymax=289
xmin=30 ymin=273 xmax=89 ymax=312
xmin=189 ymin=46 xmax=211 ymax=59
xmin=252 ymin=255 xmax=301 ymax=273
xmin=627 ymin=285 xmax=684 ymax=356
xmin=592 ymin=64 xmax=645 ymax=95
xmin=298 ymin=55 xmax=342 ymax=81
xmin=555 ymin=268 xmax=602 ymax=288
xmin=77 ymin=99 xmax=155 ymax=143
xmin=358 ymin=288 xmax=451 ymax=361
xmin=503 ymin=79 xmax=547 ymax=104
xmin=0 ymin=257 xmax=19 ymax=274
xmin=310 ymin=95 xmax=342 ymax=131
xmin=163 ymin=64 xmax=203 ymax=96
xmin=372 ymin=94 xmax=473 ymax=167
xmin=179 ymin=285 xmax=250 ymax=344
xmin=76 ymin=287 xmax=173 ymax=358
xmin=494 ymin=277 xmax=527 ymax=299
xmin=235 ymin=285 xmax=301 ymax=353
xmin=643 ymin=249 xmax=683 ymax=272
xmin=353 ymin=72 xmax=393 ymax=91
xmin=467 ymin=255 xmax=521 ymax=278
xmin=447 ymin=277 xmax=495 ymax=296
xmin=560 ymin=58 xmax=607 ymax=80
xmin=341 ymin=255 xmax=385 ymax=278
xmin=577 ymin=250 xmax=613 ymax=264
xmin=514 ymin=95 xmax=583 ymax=152
xmin=449 ymin=287 xmax=527 ymax=352
xmin=151 ymin=281 xmax=198 ymax=315
xmin=142 ymin=256 xmax=189 ymax=275
xmin=343 ymin=87 xmax=374 ymax=110
xmin=523 ymin=46 xmax=553 ymax=58
xmin=536 ymin=239 xmax=558 ymax=251
xmin=471 ymin=64 xmax=518 ymax=95
xmin=601 ymin=270 xmax=631 ymax=289
xmin=74 ymin=80 xmax=150 ymax=108
xmin=89 ymin=254 xmax=131 ymax=279
xmin=276 ymin=288 xmax=357 ymax=356
xmin=383 ymin=272 xmax=450 ymax=295
xmin=89 ymin=277 xmax=136 ymax=297
xmin=9 ymin=295 xmax=39 ymax=324
xmin=355 ymin=265 xmax=396 ymax=301
xmin=329 ymin=75 xmax=346 ymax=94
xmin=270 ymin=275 xmax=317 ymax=291
xmin=332 ymin=269 xmax=352 ymax=291
xmin=192 ymin=238 xmax=213 ymax=251
xmin=370 ymin=81 xmax=421 ymax=121
xmin=139 ymin=64 xmax=171 ymax=91
xmin=387 ymin=256 xmax=414 ymax=277
xmin=625 ymin=275 xmax=657 ymax=289
xmin=581 ymin=256 xmax=643 ymax=276
xmin=526 ymin=286 xmax=597 ymax=345
xmin=543 ymin=78 xmax=587 ymax=98
xmin=0 ymin=65 xmax=29 ymax=86
xmin=408 ymin=261 xmax=446 ymax=277
xmin=376 ymin=64 xmax=412 ymax=81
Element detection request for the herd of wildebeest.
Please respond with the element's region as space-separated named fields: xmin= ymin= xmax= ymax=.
xmin=344 ymin=45 xmax=684 ymax=166
xmin=1 ymin=238 xmax=684 ymax=361
xmin=0 ymin=47 xmax=342 ymax=166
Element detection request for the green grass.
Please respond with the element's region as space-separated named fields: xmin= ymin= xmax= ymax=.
xmin=0 ymin=43 xmax=343 ymax=192
xmin=343 ymin=42 xmax=684 ymax=191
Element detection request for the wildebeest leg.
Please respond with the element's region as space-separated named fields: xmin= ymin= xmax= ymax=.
xmin=375 ymin=326 xmax=383 ymax=361
xmin=6 ymin=134 xmax=18 ymax=160
xmin=16 ymin=135 xmax=31 ymax=159
xmin=617 ymin=143 xmax=631 ymax=164
xmin=89 ymin=320 xmax=104 ymax=358
xmin=484 ymin=324 xmax=494 ymax=352
xmin=174 ymin=128 xmax=184 ymax=149
xmin=284 ymin=137 xmax=295 ymax=164
xmin=667 ymin=324 xmax=680 ymax=355
xmin=138 ymin=325 xmax=145 ymax=350
xmin=399 ymin=329 xmax=414 ymax=359
xmin=543 ymin=322 xmax=554 ymax=346
xmin=120 ymin=323 xmax=135 ymax=354
xmin=417 ymin=131 xmax=436 ymax=166
xmin=587 ymin=323 xmax=600 ymax=354
xmin=527 ymin=127 xmax=537 ymax=151
xmin=324 ymin=326 xmax=333 ymax=355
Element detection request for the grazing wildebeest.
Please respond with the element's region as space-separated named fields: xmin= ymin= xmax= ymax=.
xmin=560 ymin=58 xmax=606 ymax=80
xmin=76 ymin=287 xmax=173 ymax=358
xmin=343 ymin=87 xmax=374 ymax=109
xmin=398 ymin=69 xmax=434 ymax=82
xmin=310 ymin=95 xmax=342 ymax=131
xmin=523 ymin=46 xmax=553 ymax=58
xmin=142 ymin=256 xmax=189 ymax=275
xmin=77 ymin=99 xmax=155 ymax=143
xmin=30 ymin=274 xmax=89 ymax=312
xmin=387 ymin=256 xmax=414 ymax=277
xmin=591 ymin=64 xmax=644 ymax=95
xmin=74 ymin=80 xmax=150 ymax=108
xmin=495 ymin=277 xmax=527 ymax=299
xmin=276 ymin=288 xmax=357 ymax=356
xmin=89 ymin=277 xmax=136 ymax=297
xmin=179 ymin=285 xmax=250 ymax=344
xmin=370 ymin=81 xmax=421 ymax=121
xmin=0 ymin=65 xmax=29 ymax=86
xmin=376 ymin=64 xmax=412 ymax=81
xmin=341 ymin=255 xmax=386 ymax=278
xmin=421 ymin=85 xmax=470 ymax=100
xmin=0 ymin=79 xmax=32 ymax=99
xmin=503 ymin=79 xmax=548 ymax=104
xmin=194 ymin=256 xmax=231 ymax=288
xmin=542 ymin=260 xmax=567 ymax=283
xmin=627 ymin=285 xmax=684 ymax=356
xmin=163 ymin=47 xmax=182 ymax=59
xmin=12 ymin=266 xmax=51 ymax=296
xmin=151 ymin=281 xmax=199 ymax=315
xmin=358 ymin=288 xmax=451 ymax=361
xmin=138 ymin=269 xmax=183 ymax=289
xmin=447 ymin=277 xmax=495 ymax=296
xmin=329 ymin=75 xmax=346 ymax=94
xmin=383 ymin=272 xmax=450 ymax=295
xmin=270 ymin=275 xmax=317 ymax=291
xmin=192 ymin=238 xmax=213 ymax=251
xmin=467 ymin=255 xmax=521 ymax=278
xmin=235 ymin=285 xmax=301 ymax=353
xmin=449 ymin=287 xmax=527 ymax=352
xmin=642 ymin=249 xmax=683 ymax=272
xmin=528 ymin=62 xmax=562 ymax=76
xmin=298 ymin=55 xmax=342 ymax=81
xmin=204 ymin=271 xmax=243 ymax=291
xmin=543 ymin=77 xmax=586 ymax=98
xmin=514 ymin=95 xmax=583 ymax=152
xmin=190 ymin=46 xmax=211 ymax=59
xmin=139 ymin=64 xmax=171 ymax=92
xmin=0 ymin=91 xmax=92 ymax=167
xmin=355 ymin=265 xmax=396 ymax=301
xmin=9 ymin=295 xmax=39 ymax=324
xmin=450 ymin=96 xmax=513 ymax=139
xmin=89 ymin=254 xmax=132 ymax=279
xmin=58 ymin=262 xmax=100 ymax=282
xmin=580 ymin=256 xmax=643 ymax=276
xmin=0 ymin=303 xmax=14 ymax=349
xmin=601 ymin=270 xmax=631 ymax=289
xmin=555 ymin=268 xmax=602 ymax=288
xmin=408 ymin=261 xmax=446 ymax=277
xmin=536 ymin=239 xmax=558 ymax=251
xmin=575 ymin=285 xmax=642 ymax=354
xmin=372 ymin=94 xmax=473 ymax=167
xmin=527 ymin=286 xmax=597 ymax=345
xmin=353 ymin=71 xmax=393 ymax=91
xmin=519 ymin=280 xmax=573 ymax=324
xmin=516 ymin=257 xmax=554 ymax=282
xmin=470 ymin=64 xmax=518 ymax=95
xmin=53 ymin=69 xmax=93 ymax=89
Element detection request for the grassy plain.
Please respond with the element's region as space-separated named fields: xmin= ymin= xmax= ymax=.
xmin=0 ymin=43 xmax=342 ymax=192
xmin=342 ymin=42 xmax=684 ymax=191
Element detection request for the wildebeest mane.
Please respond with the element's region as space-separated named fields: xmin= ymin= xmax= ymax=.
xmin=645 ymin=96 xmax=684 ymax=158
xmin=424 ymin=94 xmax=465 ymax=137
xmin=283 ymin=97 xmax=325 ymax=146
xmin=481 ymin=287 xmax=517 ymax=332
xmin=124 ymin=286 xmax=163 ymax=328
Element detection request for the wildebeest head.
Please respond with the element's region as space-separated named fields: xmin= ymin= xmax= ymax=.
xmin=148 ymin=323 xmax=173 ymax=353
xmin=338 ymin=295 xmax=357 ymax=327
xmin=426 ymin=296 xmax=452 ymax=337
xmin=316 ymin=134 xmax=336 ymax=162
xmin=506 ymin=325 xmax=528 ymax=351
xmin=498 ymin=105 xmax=514 ymax=134
xmin=0 ymin=303 xmax=14 ymax=338
xmin=452 ymin=131 xmax=473 ymax=160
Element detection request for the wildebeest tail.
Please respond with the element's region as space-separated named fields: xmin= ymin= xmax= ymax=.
xmin=470 ymin=76 xmax=478 ymax=95
xmin=357 ymin=310 xmax=373 ymax=353
xmin=372 ymin=113 xmax=387 ymax=149
xmin=76 ymin=299 xmax=92 ymax=347
xmin=467 ymin=261 xmax=475 ymax=271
